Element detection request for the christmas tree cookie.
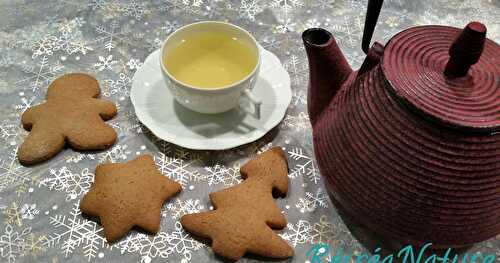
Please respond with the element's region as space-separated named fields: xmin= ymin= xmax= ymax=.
xmin=181 ymin=147 xmax=294 ymax=260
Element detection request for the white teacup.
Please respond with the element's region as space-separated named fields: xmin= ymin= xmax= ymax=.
xmin=160 ymin=21 xmax=261 ymax=117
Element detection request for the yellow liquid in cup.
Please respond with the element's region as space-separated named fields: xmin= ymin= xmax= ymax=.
xmin=164 ymin=32 xmax=257 ymax=89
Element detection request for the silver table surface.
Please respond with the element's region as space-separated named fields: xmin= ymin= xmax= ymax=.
xmin=0 ymin=0 xmax=498 ymax=262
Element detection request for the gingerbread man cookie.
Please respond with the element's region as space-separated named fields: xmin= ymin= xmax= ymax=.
xmin=80 ymin=155 xmax=182 ymax=242
xmin=181 ymin=147 xmax=294 ymax=260
xmin=18 ymin=73 xmax=117 ymax=165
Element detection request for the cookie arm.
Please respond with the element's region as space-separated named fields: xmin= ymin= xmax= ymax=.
xmin=21 ymin=105 xmax=42 ymax=131
xmin=92 ymin=99 xmax=117 ymax=120
xmin=18 ymin=124 xmax=65 ymax=165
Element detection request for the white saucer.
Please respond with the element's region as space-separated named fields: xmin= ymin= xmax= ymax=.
xmin=130 ymin=48 xmax=291 ymax=150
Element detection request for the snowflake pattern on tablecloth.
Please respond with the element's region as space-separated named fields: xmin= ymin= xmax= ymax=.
xmin=154 ymin=152 xmax=201 ymax=187
xmin=31 ymin=18 xmax=93 ymax=59
xmin=47 ymin=202 xmax=108 ymax=261
xmin=281 ymin=215 xmax=336 ymax=247
xmin=103 ymin=72 xmax=132 ymax=97
xmin=164 ymin=198 xmax=204 ymax=220
xmin=238 ymin=0 xmax=264 ymax=21
xmin=0 ymin=121 xmax=21 ymax=144
xmin=120 ymin=0 xmax=145 ymax=20
xmin=295 ymin=188 xmax=328 ymax=213
xmin=0 ymin=148 xmax=36 ymax=195
xmin=15 ymin=56 xmax=64 ymax=92
xmin=98 ymin=144 xmax=131 ymax=163
xmin=95 ymin=21 xmax=124 ymax=52
xmin=284 ymin=54 xmax=308 ymax=86
xmin=118 ymin=232 xmax=172 ymax=262
xmin=0 ymin=224 xmax=48 ymax=263
xmin=282 ymin=112 xmax=310 ymax=131
xmin=2 ymin=202 xmax=23 ymax=227
xmin=201 ymin=163 xmax=241 ymax=186
xmin=287 ymin=147 xmax=320 ymax=183
xmin=281 ymin=219 xmax=312 ymax=247
xmin=1 ymin=1 xmax=499 ymax=262
xmin=20 ymin=204 xmax=39 ymax=221
xmin=93 ymin=55 xmax=118 ymax=71
xmin=13 ymin=94 xmax=36 ymax=116
xmin=39 ymin=167 xmax=94 ymax=201
xmin=164 ymin=221 xmax=204 ymax=261
xmin=163 ymin=0 xmax=205 ymax=15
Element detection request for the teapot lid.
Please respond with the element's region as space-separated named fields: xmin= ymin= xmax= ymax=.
xmin=382 ymin=22 xmax=500 ymax=133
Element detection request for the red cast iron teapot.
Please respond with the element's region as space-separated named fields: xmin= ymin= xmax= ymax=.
xmin=302 ymin=0 xmax=499 ymax=247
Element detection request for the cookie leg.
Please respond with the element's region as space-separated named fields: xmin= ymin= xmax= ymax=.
xmin=100 ymin=214 xmax=134 ymax=243
xmin=66 ymin=123 xmax=117 ymax=150
xmin=18 ymin=125 xmax=65 ymax=165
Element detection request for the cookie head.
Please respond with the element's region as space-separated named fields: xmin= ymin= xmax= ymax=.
xmin=47 ymin=73 xmax=101 ymax=99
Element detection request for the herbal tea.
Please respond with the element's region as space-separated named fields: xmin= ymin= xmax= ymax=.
xmin=164 ymin=32 xmax=257 ymax=89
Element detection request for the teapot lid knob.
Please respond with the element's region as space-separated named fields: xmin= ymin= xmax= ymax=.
xmin=444 ymin=22 xmax=486 ymax=78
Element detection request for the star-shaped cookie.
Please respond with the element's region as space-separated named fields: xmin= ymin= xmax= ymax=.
xmin=80 ymin=155 xmax=182 ymax=242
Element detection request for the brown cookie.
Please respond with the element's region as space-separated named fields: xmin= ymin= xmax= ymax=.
xmin=80 ymin=155 xmax=182 ymax=242
xmin=181 ymin=147 xmax=294 ymax=260
xmin=18 ymin=73 xmax=117 ymax=165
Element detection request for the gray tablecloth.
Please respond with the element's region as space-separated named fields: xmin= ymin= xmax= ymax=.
xmin=0 ymin=0 xmax=498 ymax=262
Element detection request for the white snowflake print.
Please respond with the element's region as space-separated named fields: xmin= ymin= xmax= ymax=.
xmin=103 ymin=72 xmax=132 ymax=97
xmin=201 ymin=163 xmax=241 ymax=186
xmin=309 ymin=215 xmax=335 ymax=244
xmin=163 ymin=0 xmax=205 ymax=15
xmin=48 ymin=202 xmax=108 ymax=261
xmin=295 ymin=188 xmax=328 ymax=213
xmin=165 ymin=221 xmax=204 ymax=261
xmin=15 ymin=56 xmax=64 ymax=92
xmin=282 ymin=112 xmax=310 ymax=131
xmin=118 ymin=232 xmax=172 ymax=262
xmin=120 ymin=0 xmax=145 ymax=20
xmin=282 ymin=216 xmax=336 ymax=248
xmin=39 ymin=167 xmax=94 ymax=201
xmin=98 ymin=144 xmax=131 ymax=163
xmin=161 ymin=20 xmax=180 ymax=34
xmin=0 ymin=121 xmax=21 ymax=143
xmin=287 ymin=147 xmax=320 ymax=183
xmin=164 ymin=199 xmax=204 ymax=220
xmin=332 ymin=15 xmax=364 ymax=48
xmin=31 ymin=18 xmax=93 ymax=59
xmin=154 ymin=152 xmax=201 ymax=187
xmin=65 ymin=153 xmax=96 ymax=163
xmin=292 ymin=89 xmax=307 ymax=106
xmin=0 ymin=148 xmax=34 ymax=194
xmin=119 ymin=221 xmax=202 ymax=262
xmin=93 ymin=55 xmax=117 ymax=71
xmin=2 ymin=202 xmax=23 ymax=227
xmin=239 ymin=0 xmax=264 ymax=21
xmin=281 ymin=219 xmax=312 ymax=247
xmin=269 ymin=0 xmax=303 ymax=33
xmin=95 ymin=21 xmax=123 ymax=52
xmin=284 ymin=54 xmax=308 ymax=85
xmin=20 ymin=204 xmax=39 ymax=220
xmin=147 ymin=37 xmax=162 ymax=52
xmin=89 ymin=0 xmax=107 ymax=10
xmin=13 ymin=95 xmax=36 ymax=116
xmin=125 ymin=58 xmax=143 ymax=70
xmin=0 ymin=224 xmax=48 ymax=263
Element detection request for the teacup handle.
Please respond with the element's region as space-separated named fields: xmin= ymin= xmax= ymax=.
xmin=242 ymin=89 xmax=262 ymax=119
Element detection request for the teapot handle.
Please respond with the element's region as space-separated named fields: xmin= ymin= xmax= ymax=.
xmin=362 ymin=0 xmax=384 ymax=54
